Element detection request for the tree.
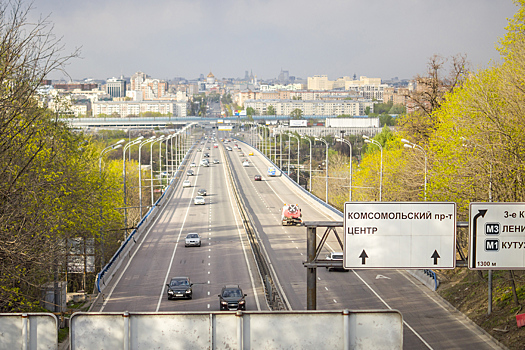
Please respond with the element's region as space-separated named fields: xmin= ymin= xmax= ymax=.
xmin=399 ymin=54 xmax=470 ymax=142
xmin=246 ymin=107 xmax=258 ymax=116
xmin=266 ymin=105 xmax=276 ymax=115
xmin=290 ymin=108 xmax=303 ymax=119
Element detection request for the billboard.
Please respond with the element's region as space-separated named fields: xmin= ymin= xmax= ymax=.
xmin=289 ymin=120 xmax=307 ymax=127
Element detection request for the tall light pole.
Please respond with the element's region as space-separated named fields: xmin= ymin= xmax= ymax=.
xmin=336 ymin=137 xmax=353 ymax=202
xmin=279 ymin=130 xmax=283 ymax=169
xmin=289 ymin=133 xmax=300 ymax=184
xmin=363 ymin=135 xmax=383 ymax=201
xmin=150 ymin=135 xmax=165 ymax=206
xmin=138 ymin=136 xmax=157 ymax=216
xmin=301 ymin=135 xmax=312 ymax=192
xmin=401 ymin=138 xmax=427 ymax=201
xmin=98 ymin=140 xmax=124 ymax=266
xmin=122 ymin=136 xmax=144 ymax=238
xmin=315 ymin=137 xmax=329 ymax=204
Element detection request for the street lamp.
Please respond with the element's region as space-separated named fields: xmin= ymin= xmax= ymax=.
xmin=150 ymin=135 xmax=166 ymax=206
xmin=123 ymin=136 xmax=144 ymax=238
xmin=301 ymin=135 xmax=312 ymax=192
xmin=401 ymin=138 xmax=427 ymax=201
xmin=336 ymin=137 xmax=353 ymax=202
xmin=138 ymin=136 xmax=157 ymax=216
xmin=98 ymin=139 xmax=124 ymax=266
xmin=289 ymin=133 xmax=300 ymax=184
xmin=363 ymin=135 xmax=383 ymax=201
xmin=315 ymin=137 xmax=329 ymax=203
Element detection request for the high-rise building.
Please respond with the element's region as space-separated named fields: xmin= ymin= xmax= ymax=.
xmin=106 ymin=77 xmax=126 ymax=98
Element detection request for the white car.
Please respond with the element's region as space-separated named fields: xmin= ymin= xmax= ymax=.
xmin=194 ymin=196 xmax=205 ymax=205
xmin=325 ymin=252 xmax=347 ymax=271
xmin=242 ymin=161 xmax=249 ymax=167
xmin=183 ymin=180 xmax=191 ymax=188
xmin=190 ymin=162 xmax=196 ymax=167
xmin=185 ymin=233 xmax=201 ymax=247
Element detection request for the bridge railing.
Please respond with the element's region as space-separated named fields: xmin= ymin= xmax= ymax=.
xmin=70 ymin=310 xmax=403 ymax=349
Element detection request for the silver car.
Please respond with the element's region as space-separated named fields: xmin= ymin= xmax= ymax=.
xmin=194 ymin=196 xmax=205 ymax=205
xmin=185 ymin=233 xmax=201 ymax=247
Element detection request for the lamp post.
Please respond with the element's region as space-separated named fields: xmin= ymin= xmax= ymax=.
xmin=279 ymin=130 xmax=283 ymax=169
xmin=122 ymin=136 xmax=144 ymax=238
xmin=289 ymin=133 xmax=300 ymax=184
xmin=150 ymin=135 xmax=166 ymax=206
xmin=336 ymin=137 xmax=353 ymax=202
xmin=363 ymin=135 xmax=383 ymax=201
xmin=315 ymin=137 xmax=329 ymax=203
xmin=98 ymin=140 xmax=124 ymax=266
xmin=301 ymin=135 xmax=312 ymax=192
xmin=138 ymin=136 xmax=157 ymax=216
xmin=401 ymin=138 xmax=427 ymax=201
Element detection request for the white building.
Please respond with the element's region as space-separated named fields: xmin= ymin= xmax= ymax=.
xmin=244 ymin=99 xmax=374 ymax=116
xmin=92 ymin=100 xmax=187 ymax=117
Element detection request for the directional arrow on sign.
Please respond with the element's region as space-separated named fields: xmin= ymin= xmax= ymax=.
xmin=359 ymin=250 xmax=368 ymax=265
xmin=471 ymin=209 xmax=488 ymax=269
xmin=431 ymin=250 xmax=440 ymax=265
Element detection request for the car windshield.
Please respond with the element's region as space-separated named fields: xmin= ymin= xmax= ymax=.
xmin=333 ymin=254 xmax=343 ymax=259
xmin=223 ymin=289 xmax=242 ymax=297
xmin=171 ymin=279 xmax=189 ymax=286
xmin=187 ymin=234 xmax=198 ymax=238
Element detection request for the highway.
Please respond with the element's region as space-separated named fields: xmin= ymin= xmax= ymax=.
xmin=94 ymin=129 xmax=503 ymax=349
xmin=95 ymin=136 xmax=266 ymax=313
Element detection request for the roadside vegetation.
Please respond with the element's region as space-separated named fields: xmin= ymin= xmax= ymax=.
xmin=309 ymin=1 xmax=525 ymax=347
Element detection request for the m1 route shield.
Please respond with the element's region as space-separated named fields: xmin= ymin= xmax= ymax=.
xmin=469 ymin=203 xmax=525 ymax=270
xmin=344 ymin=202 xmax=456 ymax=269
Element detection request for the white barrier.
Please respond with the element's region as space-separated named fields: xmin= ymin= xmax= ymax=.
xmin=70 ymin=310 xmax=402 ymax=349
xmin=0 ymin=313 xmax=57 ymax=350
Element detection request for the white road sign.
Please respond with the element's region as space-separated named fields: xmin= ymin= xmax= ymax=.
xmin=344 ymin=202 xmax=456 ymax=269
xmin=469 ymin=203 xmax=525 ymax=270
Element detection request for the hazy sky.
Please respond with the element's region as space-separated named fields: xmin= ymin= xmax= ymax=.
xmin=29 ymin=0 xmax=518 ymax=82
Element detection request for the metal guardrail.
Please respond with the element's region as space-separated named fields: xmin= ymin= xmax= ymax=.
xmin=221 ymin=144 xmax=288 ymax=310
xmin=95 ymin=143 xmax=196 ymax=293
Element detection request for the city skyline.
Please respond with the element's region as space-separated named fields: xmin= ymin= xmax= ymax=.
xmin=29 ymin=0 xmax=518 ymax=82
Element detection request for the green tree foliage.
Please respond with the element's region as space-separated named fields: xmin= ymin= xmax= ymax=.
xmin=0 ymin=1 xmax=128 ymax=311
xmin=266 ymin=105 xmax=276 ymax=115
xmin=246 ymin=107 xmax=258 ymax=116
xmin=290 ymin=108 xmax=303 ymax=119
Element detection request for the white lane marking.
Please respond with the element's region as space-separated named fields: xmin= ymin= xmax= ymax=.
xmin=222 ymin=147 xmax=261 ymax=311
xmin=208 ymin=291 xmax=210 ymax=296
xmin=376 ymin=275 xmax=391 ymax=280
xmin=207 ymin=304 xmax=210 ymax=309
xmin=333 ymin=299 xmax=337 ymax=303
xmin=352 ymin=270 xmax=433 ymax=349
xmin=100 ymin=157 xmax=197 ymax=312
xmin=325 ymin=287 xmax=329 ymax=291
xmin=155 ymin=152 xmax=206 ymax=312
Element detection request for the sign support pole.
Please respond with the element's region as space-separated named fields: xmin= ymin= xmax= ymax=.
xmin=307 ymin=225 xmax=317 ymax=310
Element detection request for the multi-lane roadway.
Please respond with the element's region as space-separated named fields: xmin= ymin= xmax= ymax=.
xmin=95 ymin=131 xmax=503 ymax=349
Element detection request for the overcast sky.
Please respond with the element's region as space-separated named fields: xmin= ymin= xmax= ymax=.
xmin=29 ymin=0 xmax=518 ymax=82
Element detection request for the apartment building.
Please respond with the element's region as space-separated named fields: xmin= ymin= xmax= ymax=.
xmin=92 ymin=100 xmax=187 ymax=117
xmin=244 ymin=99 xmax=373 ymax=116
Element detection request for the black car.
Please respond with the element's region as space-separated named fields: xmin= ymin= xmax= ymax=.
xmin=218 ymin=285 xmax=246 ymax=310
xmin=166 ymin=277 xmax=193 ymax=300
xmin=197 ymin=188 xmax=207 ymax=196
